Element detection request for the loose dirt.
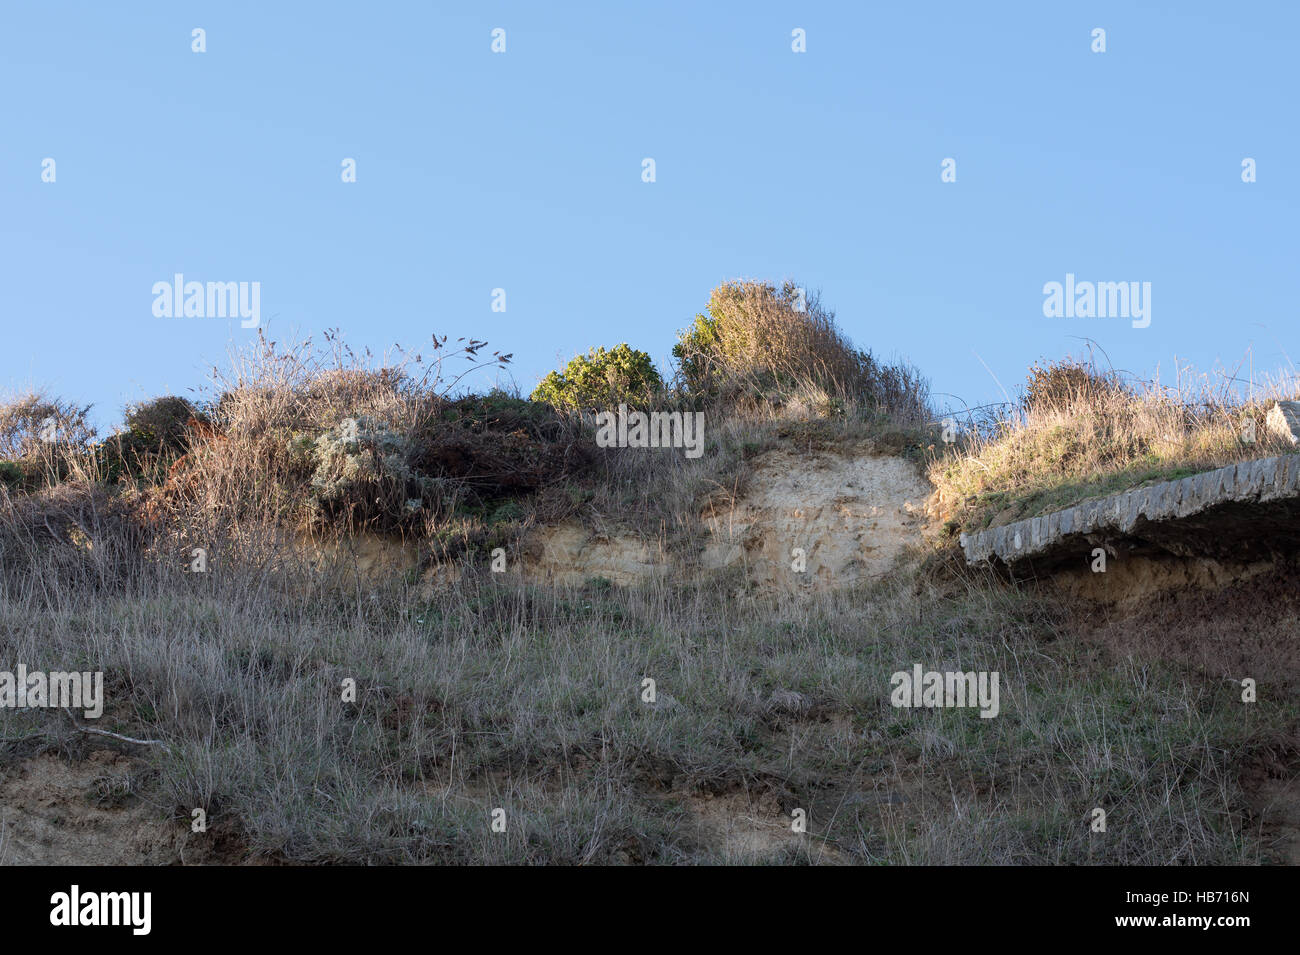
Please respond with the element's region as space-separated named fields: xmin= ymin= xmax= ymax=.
xmin=0 ymin=749 xmax=259 ymax=866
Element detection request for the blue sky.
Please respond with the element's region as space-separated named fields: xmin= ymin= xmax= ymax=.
xmin=2 ymin=1 xmax=1296 ymax=429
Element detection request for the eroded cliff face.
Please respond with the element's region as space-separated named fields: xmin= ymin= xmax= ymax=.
xmin=304 ymin=442 xmax=1300 ymax=610
xmin=696 ymin=445 xmax=930 ymax=592
xmin=283 ymin=444 xmax=934 ymax=596
xmin=521 ymin=523 xmax=667 ymax=588
xmin=518 ymin=444 xmax=931 ymax=593
xmin=1049 ymin=554 xmax=1278 ymax=604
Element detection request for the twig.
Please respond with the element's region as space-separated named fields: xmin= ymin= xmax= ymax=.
xmin=62 ymin=708 xmax=173 ymax=752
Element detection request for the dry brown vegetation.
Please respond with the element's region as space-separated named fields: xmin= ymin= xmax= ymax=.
xmin=0 ymin=314 xmax=1296 ymax=865
xmin=929 ymin=355 xmax=1300 ymax=532
xmin=1 ymin=483 xmax=1293 ymax=864
xmin=673 ymin=280 xmax=930 ymax=422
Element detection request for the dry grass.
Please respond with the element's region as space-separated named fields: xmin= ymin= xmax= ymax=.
xmin=674 ymin=280 xmax=931 ymax=422
xmin=0 ymin=496 xmax=1290 ymax=864
xmin=930 ymin=360 xmax=1300 ymax=531
xmin=0 ymin=341 xmax=1294 ymax=865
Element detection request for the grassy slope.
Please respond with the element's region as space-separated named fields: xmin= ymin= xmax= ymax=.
xmin=930 ymin=393 xmax=1300 ymax=533
xmin=2 ymin=346 xmax=1297 ymax=864
xmin=1 ymin=514 xmax=1292 ymax=864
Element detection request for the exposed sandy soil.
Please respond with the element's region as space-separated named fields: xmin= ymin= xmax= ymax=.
xmin=296 ymin=531 xmax=421 ymax=584
xmin=1076 ymin=557 xmax=1300 ymax=689
xmin=0 ymin=751 xmax=161 ymax=864
xmin=523 ymin=444 xmax=932 ymax=593
xmin=522 ymin=523 xmax=668 ymax=588
xmin=700 ymin=444 xmax=932 ymax=592
xmin=678 ymin=789 xmax=810 ymax=862
xmin=0 ymin=750 xmax=245 ymax=865
xmin=1051 ymin=555 xmax=1278 ymax=606
xmin=292 ymin=445 xmax=934 ymax=596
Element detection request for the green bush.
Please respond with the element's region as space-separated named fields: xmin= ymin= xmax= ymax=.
xmin=123 ymin=395 xmax=202 ymax=453
xmin=0 ymin=460 xmax=29 ymax=490
xmin=530 ymin=344 xmax=663 ymax=411
xmin=88 ymin=395 xmax=205 ymax=485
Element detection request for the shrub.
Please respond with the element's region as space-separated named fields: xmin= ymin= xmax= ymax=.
xmin=672 ymin=280 xmax=928 ymax=419
xmin=139 ymin=333 xmax=586 ymax=543
xmin=409 ymin=391 xmax=593 ymax=501
xmin=672 ymin=312 xmax=723 ymax=399
xmin=673 ymin=280 xmax=850 ymax=399
xmin=123 ymin=396 xmax=203 ymax=453
xmin=0 ymin=393 xmax=97 ymax=490
xmin=0 ymin=392 xmax=95 ymax=460
xmin=0 ymin=460 xmax=29 ymax=490
xmin=89 ymin=395 xmax=207 ymax=485
xmin=1021 ymin=356 xmax=1128 ymax=414
xmin=531 ymin=344 xmax=663 ymax=411
xmin=306 ymin=415 xmax=434 ymax=530
xmin=291 ymin=391 xmax=595 ymax=534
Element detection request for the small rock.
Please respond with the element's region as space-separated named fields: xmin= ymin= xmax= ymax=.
xmin=1266 ymin=401 xmax=1300 ymax=445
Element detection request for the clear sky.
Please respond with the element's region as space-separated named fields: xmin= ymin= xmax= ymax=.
xmin=3 ymin=1 xmax=1296 ymax=429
